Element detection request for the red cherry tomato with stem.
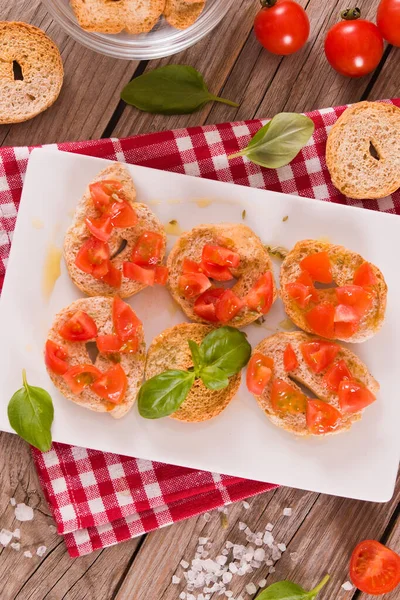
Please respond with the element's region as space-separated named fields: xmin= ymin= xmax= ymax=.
xmin=254 ymin=0 xmax=310 ymax=56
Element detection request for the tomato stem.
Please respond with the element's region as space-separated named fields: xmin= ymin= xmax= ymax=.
xmin=260 ymin=0 xmax=278 ymax=8
xmin=341 ymin=7 xmax=361 ymax=20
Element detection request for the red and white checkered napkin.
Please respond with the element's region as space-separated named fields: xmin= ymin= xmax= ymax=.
xmin=1 ymin=100 xmax=399 ymax=556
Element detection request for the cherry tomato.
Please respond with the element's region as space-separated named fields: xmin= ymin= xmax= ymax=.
xmin=194 ymin=288 xmax=225 ymax=322
xmin=335 ymin=285 xmax=373 ymax=317
xmin=59 ymin=311 xmax=98 ymax=342
xmin=305 ymin=302 xmax=336 ymax=338
xmin=179 ymin=273 xmax=211 ymax=299
xmin=131 ymin=232 xmax=164 ymax=266
xmin=300 ymin=252 xmax=333 ymax=284
xmin=254 ymin=0 xmax=310 ymax=56
xmin=353 ymin=262 xmax=378 ymax=287
xmin=75 ymin=237 xmax=110 ymax=279
xmin=101 ymin=261 xmax=122 ymax=289
xmin=350 ymin=540 xmax=400 ymax=595
xmin=202 ymin=244 xmax=240 ymax=268
xmin=323 ymin=359 xmax=352 ymax=392
xmin=377 ymin=0 xmax=400 ymax=46
xmin=45 ymin=340 xmax=69 ymax=375
xmin=300 ymin=340 xmax=340 ymax=373
xmin=271 ymin=379 xmax=307 ymax=415
xmin=63 ymin=364 xmax=101 ymax=394
xmin=215 ymin=289 xmax=244 ymax=323
xmin=246 ymin=271 xmax=274 ymax=314
xmin=85 ymin=215 xmax=113 ymax=242
xmin=324 ymin=8 xmax=384 ymax=78
xmin=113 ymin=296 xmax=141 ymax=342
xmin=96 ymin=335 xmax=123 ymax=353
xmin=338 ymin=379 xmax=376 ymax=413
xmin=246 ymin=353 xmax=274 ymax=395
xmin=306 ymin=399 xmax=342 ymax=434
xmin=108 ymin=201 xmax=137 ymax=228
xmin=283 ymin=343 xmax=298 ymax=372
xmin=91 ymin=364 xmax=127 ymax=404
xmin=123 ymin=262 xmax=155 ymax=286
xmin=200 ymin=261 xmax=233 ymax=282
xmin=154 ymin=266 xmax=169 ymax=285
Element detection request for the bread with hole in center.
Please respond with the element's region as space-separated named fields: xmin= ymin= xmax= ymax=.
xmin=70 ymin=0 xmax=166 ymax=34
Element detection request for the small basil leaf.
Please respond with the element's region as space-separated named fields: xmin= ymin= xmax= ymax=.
xmin=121 ymin=65 xmax=239 ymax=115
xmin=199 ymin=326 xmax=251 ymax=377
xmin=229 ymin=113 xmax=315 ymax=169
xmin=256 ymin=575 xmax=330 ymax=600
xmin=8 ymin=370 xmax=54 ymax=452
xmin=138 ymin=370 xmax=195 ymax=419
xmin=188 ymin=340 xmax=203 ymax=376
xmin=200 ymin=366 xmax=229 ymax=391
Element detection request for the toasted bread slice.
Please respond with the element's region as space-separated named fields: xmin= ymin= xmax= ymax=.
xmin=164 ymin=0 xmax=205 ymax=29
xmin=70 ymin=0 xmax=166 ymax=34
xmin=145 ymin=323 xmax=241 ymax=422
xmin=280 ymin=240 xmax=387 ymax=343
xmin=0 ymin=22 xmax=63 ymax=124
xmin=64 ymin=163 xmax=166 ymax=298
xmin=252 ymin=331 xmax=379 ymax=436
xmin=326 ymin=101 xmax=400 ymax=199
xmin=167 ymin=224 xmax=277 ymax=328
xmin=45 ymin=297 xmax=146 ymax=419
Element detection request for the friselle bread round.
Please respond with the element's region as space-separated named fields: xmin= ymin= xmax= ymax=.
xmin=45 ymin=297 xmax=146 ymax=419
xmin=145 ymin=323 xmax=241 ymax=422
xmin=326 ymin=101 xmax=400 ymax=199
xmin=164 ymin=0 xmax=205 ymax=29
xmin=70 ymin=0 xmax=166 ymax=34
xmin=251 ymin=331 xmax=379 ymax=436
xmin=0 ymin=22 xmax=63 ymax=125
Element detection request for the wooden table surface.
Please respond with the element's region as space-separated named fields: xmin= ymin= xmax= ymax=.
xmin=0 ymin=1 xmax=399 ymax=599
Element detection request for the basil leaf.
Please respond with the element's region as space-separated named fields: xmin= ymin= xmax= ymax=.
xmin=188 ymin=340 xmax=202 ymax=376
xmin=256 ymin=575 xmax=330 ymax=600
xmin=200 ymin=366 xmax=229 ymax=391
xmin=199 ymin=326 xmax=251 ymax=377
xmin=121 ymin=65 xmax=239 ymax=115
xmin=229 ymin=113 xmax=315 ymax=169
xmin=8 ymin=370 xmax=54 ymax=452
xmin=138 ymin=370 xmax=195 ymax=419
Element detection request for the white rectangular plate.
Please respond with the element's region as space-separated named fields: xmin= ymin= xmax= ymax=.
xmin=1 ymin=148 xmax=399 ymax=502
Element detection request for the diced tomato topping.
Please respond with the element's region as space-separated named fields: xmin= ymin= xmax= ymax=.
xmin=63 ymin=364 xmax=101 ymax=394
xmin=45 ymin=340 xmax=69 ymax=375
xmin=334 ymin=321 xmax=359 ymax=339
xmin=283 ymin=343 xmax=298 ymax=372
xmin=113 ymin=296 xmax=141 ymax=342
xmin=97 ymin=334 xmax=123 ymax=353
xmin=59 ymin=311 xmax=98 ymax=342
xmin=154 ymin=266 xmax=169 ymax=285
xmin=246 ymin=353 xmax=274 ymax=395
xmin=335 ymin=285 xmax=373 ymax=318
xmin=323 ymin=359 xmax=352 ymax=392
xmin=123 ymin=262 xmax=155 ymax=286
xmin=101 ymin=261 xmax=122 ymax=288
xmin=338 ymin=380 xmax=376 ymax=413
xmin=350 ymin=540 xmax=400 ymax=596
xmin=200 ymin=261 xmax=233 ymax=281
xmin=297 ymin=271 xmax=319 ymax=301
xmin=131 ymin=232 xmax=164 ymax=266
xmin=215 ymin=289 xmax=244 ymax=323
xmin=194 ymin=288 xmax=225 ymax=322
xmin=182 ymin=258 xmax=202 ymax=274
xmin=306 ymin=399 xmax=342 ymax=434
xmin=89 ymin=180 xmax=123 ymax=213
xmin=286 ymin=272 xmax=319 ymax=308
xmin=300 ymin=340 xmax=340 ymax=374
xmin=179 ymin=273 xmax=211 ymax=299
xmin=305 ymin=302 xmax=335 ymax=338
xmin=353 ymin=262 xmax=378 ymax=288
xmin=109 ymin=201 xmax=137 ymax=228
xmin=300 ymin=251 xmax=333 ymax=283
xmin=334 ymin=304 xmax=359 ymax=323
xmin=246 ymin=271 xmax=274 ymax=314
xmin=75 ymin=237 xmax=110 ymax=279
xmin=91 ymin=364 xmax=127 ymax=404
xmin=202 ymin=244 xmax=240 ymax=268
xmin=271 ymin=379 xmax=307 ymax=415
xmin=85 ymin=215 xmax=113 ymax=242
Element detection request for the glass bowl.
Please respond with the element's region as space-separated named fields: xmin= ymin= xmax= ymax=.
xmin=41 ymin=0 xmax=233 ymax=60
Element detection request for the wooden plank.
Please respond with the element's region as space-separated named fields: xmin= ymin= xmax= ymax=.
xmin=365 ymin=46 xmax=400 ymax=101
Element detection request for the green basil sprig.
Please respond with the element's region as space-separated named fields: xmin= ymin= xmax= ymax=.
xmin=256 ymin=575 xmax=330 ymax=600
xmin=228 ymin=113 xmax=315 ymax=169
xmin=8 ymin=370 xmax=54 ymax=452
xmin=138 ymin=327 xmax=251 ymax=419
xmin=121 ymin=65 xmax=239 ymax=115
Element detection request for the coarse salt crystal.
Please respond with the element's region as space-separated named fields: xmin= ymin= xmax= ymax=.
xmin=271 ymin=547 xmax=282 ymax=561
xmin=255 ymin=538 xmax=263 ymax=547
xmin=179 ymin=593 xmax=186 ymax=600
xmin=242 ymin=501 xmax=250 ymax=509
xmin=198 ymin=537 xmax=208 ymax=545
xmin=172 ymin=575 xmax=181 ymax=584
xmin=217 ymin=555 xmax=227 ymax=566
xmin=342 ymin=581 xmax=353 ymax=591
xmin=218 ymin=507 xmax=228 ymax=514
xmin=15 ymin=503 xmax=34 ymax=522
xmin=203 ymin=513 xmax=211 ymax=522
xmin=254 ymin=548 xmax=265 ymax=562
xmin=49 ymin=524 xmax=57 ymax=533
xmin=245 ymin=583 xmax=257 ymax=594
xmin=180 ymin=560 xmax=190 ymax=569
xmin=24 ymin=551 xmax=32 ymax=558
xmin=238 ymin=522 xmax=247 ymax=531
xmin=10 ymin=498 xmax=16 ymax=506
xmin=290 ymin=552 xmax=299 ymax=562
xmin=269 ymin=566 xmax=276 ymax=574
xmin=263 ymin=531 xmax=274 ymax=547
xmin=283 ymin=507 xmax=292 ymax=517
xmin=187 ymin=595 xmax=195 ymax=600
xmin=226 ymin=541 xmax=234 ymax=549
xmin=10 ymin=542 xmax=20 ymax=551
xmin=265 ymin=523 xmax=274 ymax=531
xmin=266 ymin=559 xmax=273 ymax=566
xmin=36 ymin=546 xmax=47 ymax=557
xmin=222 ymin=549 xmax=229 ymax=556
xmin=228 ymin=563 xmax=238 ymax=574
xmin=277 ymin=543 xmax=286 ymax=552
xmin=197 ymin=546 xmax=204 ymax=553
xmin=222 ymin=572 xmax=232 ymax=584
xmin=244 ymin=527 xmax=252 ymax=536
xmin=13 ymin=528 xmax=20 ymax=539
xmin=0 ymin=529 xmax=13 ymax=547
xmin=250 ymin=560 xmax=261 ymax=568
xmin=258 ymin=579 xmax=267 ymax=588
xmin=225 ymin=592 xmax=233 ymax=598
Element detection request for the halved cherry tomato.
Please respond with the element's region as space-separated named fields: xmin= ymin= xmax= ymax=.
xmin=283 ymin=343 xmax=298 ymax=372
xmin=194 ymin=288 xmax=225 ymax=322
xmin=91 ymin=364 xmax=127 ymax=404
xmin=338 ymin=380 xmax=376 ymax=413
xmin=353 ymin=262 xmax=378 ymax=287
xmin=109 ymin=201 xmax=137 ymax=228
xmin=246 ymin=271 xmax=274 ymax=314
xmin=336 ymin=285 xmax=373 ymax=318
xmin=179 ymin=273 xmax=211 ymax=299
xmin=306 ymin=399 xmax=342 ymax=434
xmin=305 ymin=302 xmax=335 ymax=338
xmin=85 ymin=215 xmax=113 ymax=242
xmin=63 ymin=364 xmax=101 ymax=394
xmin=271 ymin=379 xmax=307 ymax=415
xmin=334 ymin=321 xmax=359 ymax=339
xmin=89 ymin=180 xmax=123 ymax=213
xmin=286 ymin=271 xmax=319 ymax=308
xmin=200 ymin=261 xmax=233 ymax=281
xmin=300 ymin=251 xmax=333 ymax=283
xmin=334 ymin=304 xmax=359 ymax=323
xmin=96 ymin=334 xmax=123 ymax=353
xmin=123 ymin=262 xmax=155 ymax=286
xmin=131 ymin=232 xmax=164 ymax=266
xmin=154 ymin=266 xmax=169 ymax=285
xmin=182 ymin=258 xmax=202 ymax=273
xmin=75 ymin=237 xmax=110 ymax=279
xmin=246 ymin=353 xmax=274 ymax=395
xmin=45 ymin=340 xmax=69 ymax=375
xmin=59 ymin=311 xmax=98 ymax=342
xmin=350 ymin=540 xmax=400 ymax=595
xmin=101 ymin=261 xmax=122 ymax=289
xmin=215 ymin=289 xmax=244 ymax=323
xmin=202 ymin=244 xmax=240 ymax=268
xmin=113 ymin=296 xmax=141 ymax=341
xmin=300 ymin=340 xmax=339 ymax=374
xmin=323 ymin=359 xmax=352 ymax=392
